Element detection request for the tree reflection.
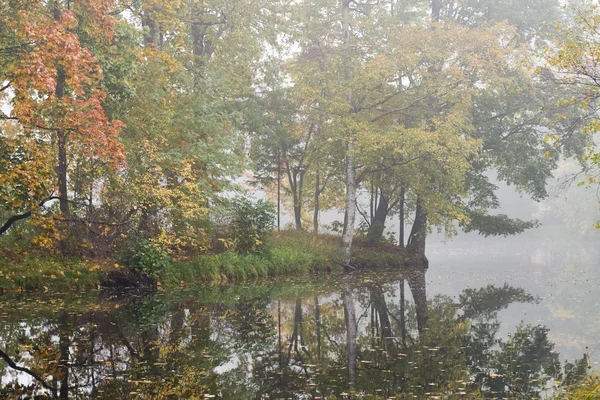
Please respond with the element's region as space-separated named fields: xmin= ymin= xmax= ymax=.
xmin=0 ymin=270 xmax=591 ymax=399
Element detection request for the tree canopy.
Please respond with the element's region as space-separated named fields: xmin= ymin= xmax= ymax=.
xmin=0 ymin=0 xmax=592 ymax=264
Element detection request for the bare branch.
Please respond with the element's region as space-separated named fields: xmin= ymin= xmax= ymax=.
xmin=0 ymin=349 xmax=58 ymax=397
xmin=0 ymin=42 xmax=35 ymax=54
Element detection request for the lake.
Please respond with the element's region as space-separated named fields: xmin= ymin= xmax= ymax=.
xmin=1 ymin=237 xmax=598 ymax=399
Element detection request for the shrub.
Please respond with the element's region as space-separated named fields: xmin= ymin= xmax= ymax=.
xmin=120 ymin=237 xmax=172 ymax=281
xmin=228 ymin=196 xmax=275 ymax=254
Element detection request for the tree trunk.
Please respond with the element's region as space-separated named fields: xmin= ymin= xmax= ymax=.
xmin=399 ymin=279 xmax=406 ymax=348
xmin=407 ymin=269 xmax=428 ymax=336
xmin=141 ymin=325 xmax=160 ymax=370
xmin=142 ymin=11 xmax=161 ymax=48
xmin=54 ymin=7 xmax=70 ymax=252
xmin=286 ymin=164 xmax=304 ymax=231
xmin=314 ymin=166 xmax=320 ymax=234
xmin=340 ymin=0 xmax=356 ymax=264
xmin=292 ymin=297 xmax=303 ymax=355
xmin=367 ymin=190 xmax=388 ymax=241
xmin=407 ymin=196 xmax=428 ymax=265
xmin=277 ymin=300 xmax=282 ymax=366
xmin=342 ymin=279 xmax=357 ymax=388
xmin=341 ymin=141 xmax=356 ymax=264
xmin=56 ymin=129 xmax=69 ymax=216
xmin=294 ymin=203 xmax=302 ymax=230
xmin=277 ymin=154 xmax=281 ymax=232
xmin=371 ymin=286 xmax=396 ymax=357
xmin=58 ymin=312 xmax=70 ymax=399
xmin=399 ymin=186 xmax=405 ymax=248
xmin=169 ymin=307 xmax=186 ymax=346
xmin=315 ymin=296 xmax=321 ymax=359
xmin=432 ymin=0 xmax=443 ymax=21
xmin=54 ymin=7 xmax=68 ymax=218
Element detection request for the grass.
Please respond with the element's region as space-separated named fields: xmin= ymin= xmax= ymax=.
xmin=0 ymin=230 xmax=411 ymax=292
xmin=163 ymin=231 xmax=410 ymax=285
xmin=164 ymin=231 xmax=338 ymax=284
xmin=551 ymin=375 xmax=600 ymax=400
xmin=0 ymin=253 xmax=115 ymax=292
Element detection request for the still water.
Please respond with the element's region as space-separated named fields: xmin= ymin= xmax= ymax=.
xmin=1 ymin=237 xmax=598 ymax=399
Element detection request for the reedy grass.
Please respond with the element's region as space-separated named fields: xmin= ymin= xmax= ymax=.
xmin=551 ymin=375 xmax=600 ymax=400
xmin=0 ymin=230 xmax=410 ymax=292
xmin=163 ymin=230 xmax=409 ymax=285
xmin=165 ymin=231 xmax=339 ymax=284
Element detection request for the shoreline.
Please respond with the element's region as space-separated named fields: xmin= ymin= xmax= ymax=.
xmin=0 ymin=231 xmax=414 ymax=294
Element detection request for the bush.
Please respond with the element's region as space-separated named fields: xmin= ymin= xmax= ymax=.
xmin=120 ymin=237 xmax=172 ymax=281
xmin=228 ymin=197 xmax=275 ymax=254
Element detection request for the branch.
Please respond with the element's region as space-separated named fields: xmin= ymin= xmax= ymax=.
xmin=0 ymin=42 xmax=35 ymax=54
xmin=0 ymin=349 xmax=58 ymax=397
xmin=355 ymin=154 xmax=425 ymax=183
xmin=115 ymin=327 xmax=141 ymax=359
xmin=355 ymin=196 xmax=371 ymax=226
xmin=0 ymin=196 xmax=62 ymax=236
xmin=0 ymin=112 xmax=18 ymax=120
xmin=59 ymin=217 xmax=134 ymax=227
xmin=318 ymin=172 xmax=332 ymax=195
xmin=370 ymin=95 xmax=428 ymax=123
xmin=298 ymin=123 xmax=315 ymax=170
xmin=0 ymin=81 xmax=10 ymax=92
xmin=0 ymin=211 xmax=32 ymax=235
xmin=355 ymin=88 xmax=406 ymax=113
xmin=0 ymin=113 xmax=78 ymax=134
xmin=109 ymin=0 xmax=141 ymax=15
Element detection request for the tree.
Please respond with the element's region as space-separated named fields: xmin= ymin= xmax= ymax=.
xmin=348 ymin=0 xmax=577 ymax=260
xmin=101 ymin=0 xmax=279 ymax=255
xmin=249 ymin=88 xmax=315 ymax=231
xmin=0 ymin=0 xmax=123 ymax=250
xmin=286 ymin=0 xmax=501 ymax=262
xmin=543 ymin=5 xmax=600 ymax=205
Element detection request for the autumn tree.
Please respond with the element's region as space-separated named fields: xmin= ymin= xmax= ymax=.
xmin=79 ymin=0 xmax=283 ymax=255
xmin=351 ymin=0 xmax=577 ymax=259
xmin=0 ymin=0 xmax=123 ymax=250
xmin=282 ymin=0 xmax=553 ymax=264
xmin=543 ymin=5 xmax=600 ymax=200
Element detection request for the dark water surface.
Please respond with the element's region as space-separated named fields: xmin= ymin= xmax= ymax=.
xmin=1 ymin=238 xmax=598 ymax=399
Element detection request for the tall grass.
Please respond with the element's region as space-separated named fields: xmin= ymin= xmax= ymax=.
xmin=0 ymin=230 xmax=411 ymax=292
xmin=551 ymin=375 xmax=600 ymax=400
xmin=165 ymin=231 xmax=339 ymax=284
xmin=163 ymin=230 xmax=409 ymax=285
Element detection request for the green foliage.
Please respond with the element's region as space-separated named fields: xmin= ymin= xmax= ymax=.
xmin=228 ymin=197 xmax=275 ymax=254
xmin=461 ymin=212 xmax=541 ymax=237
xmin=485 ymin=324 xmax=561 ymax=398
xmin=459 ymin=284 xmax=537 ymax=320
xmin=446 ymin=0 xmax=565 ymax=43
xmin=543 ymin=5 xmax=600 ymax=231
xmin=120 ymin=237 xmax=172 ymax=281
xmin=328 ymin=220 xmax=345 ymax=235
xmin=0 ymin=0 xmax=590 ymax=280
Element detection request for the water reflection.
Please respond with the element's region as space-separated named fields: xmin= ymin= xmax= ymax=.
xmin=0 ymin=267 xmax=589 ymax=399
